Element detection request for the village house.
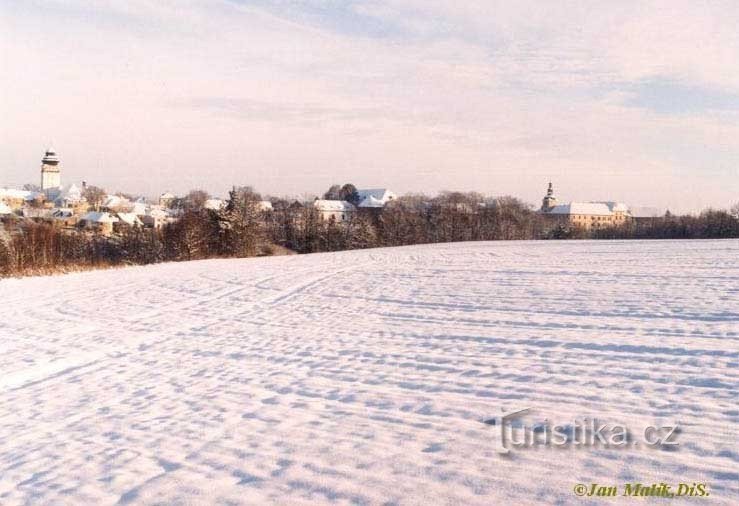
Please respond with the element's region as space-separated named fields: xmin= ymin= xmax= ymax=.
xmin=159 ymin=192 xmax=176 ymax=207
xmin=0 ymin=188 xmax=44 ymax=210
xmin=46 ymin=183 xmax=86 ymax=211
xmin=129 ymin=199 xmax=148 ymax=216
xmin=78 ymin=211 xmax=119 ymax=235
xmin=141 ymin=206 xmax=171 ymax=228
xmin=51 ymin=208 xmax=77 ymax=227
xmin=313 ymin=200 xmax=356 ymax=222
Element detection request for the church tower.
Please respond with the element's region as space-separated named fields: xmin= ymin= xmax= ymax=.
xmin=541 ymin=182 xmax=557 ymax=212
xmin=40 ymin=148 xmax=61 ymax=191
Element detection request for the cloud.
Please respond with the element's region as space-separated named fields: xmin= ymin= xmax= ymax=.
xmin=620 ymin=78 xmax=739 ymax=115
xmin=1 ymin=0 xmax=738 ymax=212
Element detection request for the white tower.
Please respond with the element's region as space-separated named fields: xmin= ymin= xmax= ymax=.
xmin=40 ymin=148 xmax=61 ymax=191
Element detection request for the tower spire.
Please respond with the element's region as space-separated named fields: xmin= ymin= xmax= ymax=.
xmin=541 ymin=181 xmax=557 ymax=212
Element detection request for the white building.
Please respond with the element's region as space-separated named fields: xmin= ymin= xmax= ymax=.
xmin=79 ymin=211 xmax=119 ymax=235
xmin=130 ymin=200 xmax=148 ymax=216
xmin=116 ymin=213 xmax=144 ymax=227
xmin=0 ymin=188 xmax=42 ymax=210
xmin=159 ymin=192 xmax=176 ymax=207
xmin=46 ymin=183 xmax=85 ymax=208
xmin=313 ymin=200 xmax=356 ymax=222
xmin=142 ymin=206 xmax=171 ymax=228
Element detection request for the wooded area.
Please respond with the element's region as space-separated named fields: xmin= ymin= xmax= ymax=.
xmin=2 ymin=187 xmax=738 ymax=277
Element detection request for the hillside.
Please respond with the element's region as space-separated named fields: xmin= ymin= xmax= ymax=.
xmin=1 ymin=240 xmax=737 ymax=504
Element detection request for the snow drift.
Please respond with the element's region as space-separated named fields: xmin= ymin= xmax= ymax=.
xmin=0 ymin=240 xmax=737 ymax=504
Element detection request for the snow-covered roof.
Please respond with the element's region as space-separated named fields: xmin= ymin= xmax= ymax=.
xmin=358 ymin=195 xmax=386 ymax=208
xmin=0 ymin=188 xmax=40 ymax=201
xmin=130 ymin=202 xmax=147 ymax=216
xmin=159 ymin=192 xmax=175 ymax=199
xmin=48 ymin=183 xmax=84 ymax=204
xmin=357 ymin=188 xmax=392 ymax=199
xmin=548 ymin=202 xmax=613 ymax=216
xmin=313 ymin=200 xmax=356 ymax=212
xmin=0 ymin=203 xmax=13 ymax=215
xmin=103 ymin=195 xmax=128 ymax=208
xmin=147 ymin=207 xmax=169 ymax=218
xmin=357 ymin=189 xmax=395 ymax=203
xmin=117 ymin=213 xmax=143 ymax=226
xmin=259 ymin=200 xmax=273 ymax=211
xmin=204 ymin=198 xmax=225 ymax=210
xmin=66 ymin=183 xmax=82 ymax=198
xmin=629 ymin=206 xmax=664 ymax=218
xmin=81 ymin=211 xmax=118 ymax=223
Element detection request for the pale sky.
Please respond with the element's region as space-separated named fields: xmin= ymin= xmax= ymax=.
xmin=2 ymin=0 xmax=739 ymax=212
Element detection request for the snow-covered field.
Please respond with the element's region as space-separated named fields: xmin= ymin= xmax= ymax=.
xmin=1 ymin=240 xmax=737 ymax=505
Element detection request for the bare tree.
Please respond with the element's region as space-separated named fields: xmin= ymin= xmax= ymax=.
xmin=323 ymin=184 xmax=342 ymax=200
xmin=184 ymin=190 xmax=210 ymax=211
xmin=83 ymin=185 xmax=107 ymax=211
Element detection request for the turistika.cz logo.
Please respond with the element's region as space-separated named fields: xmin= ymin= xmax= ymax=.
xmin=483 ymin=408 xmax=679 ymax=454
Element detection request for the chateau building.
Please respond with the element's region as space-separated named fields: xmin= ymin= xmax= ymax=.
xmin=539 ymin=183 xmax=631 ymax=230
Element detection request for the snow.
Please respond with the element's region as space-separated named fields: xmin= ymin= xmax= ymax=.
xmin=0 ymin=240 xmax=738 ymax=505
xmin=80 ymin=211 xmax=118 ymax=223
xmin=357 ymin=195 xmax=385 ymax=208
xmin=356 ymin=189 xmax=396 ymax=207
xmin=548 ymin=202 xmax=613 ymax=216
xmin=0 ymin=188 xmax=39 ymax=201
xmin=116 ymin=213 xmax=144 ymax=227
xmin=313 ymin=199 xmax=356 ymax=212
xmin=204 ymin=198 xmax=225 ymax=210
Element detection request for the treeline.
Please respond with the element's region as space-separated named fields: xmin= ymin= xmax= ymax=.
xmin=267 ymin=193 xmax=541 ymax=253
xmin=1 ymin=187 xmax=738 ymax=278
xmin=552 ymin=208 xmax=739 ymax=240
